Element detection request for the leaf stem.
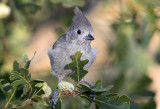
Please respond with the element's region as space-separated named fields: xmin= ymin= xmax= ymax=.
xmin=76 ymin=54 xmax=80 ymax=83
xmin=3 ymin=89 xmax=16 ymax=109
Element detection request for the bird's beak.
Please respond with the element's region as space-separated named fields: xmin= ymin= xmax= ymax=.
xmin=86 ymin=34 xmax=94 ymax=40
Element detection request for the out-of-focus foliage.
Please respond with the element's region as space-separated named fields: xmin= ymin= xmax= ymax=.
xmin=50 ymin=0 xmax=85 ymax=8
xmin=101 ymin=0 xmax=160 ymax=109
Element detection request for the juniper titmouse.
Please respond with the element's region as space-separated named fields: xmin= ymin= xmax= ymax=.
xmin=48 ymin=7 xmax=97 ymax=108
xmin=48 ymin=7 xmax=97 ymax=82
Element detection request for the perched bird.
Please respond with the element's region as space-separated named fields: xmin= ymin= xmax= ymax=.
xmin=48 ymin=7 xmax=97 ymax=82
xmin=48 ymin=7 xmax=97 ymax=108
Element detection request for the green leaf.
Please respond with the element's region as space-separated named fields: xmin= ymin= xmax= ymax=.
xmin=94 ymin=94 xmax=130 ymax=109
xmin=55 ymin=97 xmax=62 ymax=109
xmin=35 ymin=82 xmax=44 ymax=88
xmin=0 ymin=79 xmax=13 ymax=99
xmin=9 ymin=68 xmax=32 ymax=95
xmin=91 ymin=80 xmax=114 ymax=92
xmin=13 ymin=60 xmax=19 ymax=72
xmin=23 ymin=51 xmax=36 ymax=69
xmin=31 ymin=80 xmax=46 ymax=96
xmin=68 ymin=51 xmax=89 ymax=83
xmin=81 ymin=96 xmax=92 ymax=108
xmin=118 ymin=95 xmax=130 ymax=102
xmin=78 ymin=80 xmax=113 ymax=95
xmin=77 ymin=84 xmax=91 ymax=93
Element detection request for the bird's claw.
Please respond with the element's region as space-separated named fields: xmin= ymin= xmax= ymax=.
xmin=90 ymin=90 xmax=96 ymax=101
xmin=81 ymin=78 xmax=96 ymax=101
xmin=50 ymin=90 xmax=58 ymax=109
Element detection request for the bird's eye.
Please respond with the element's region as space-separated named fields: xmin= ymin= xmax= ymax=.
xmin=77 ymin=29 xmax=81 ymax=34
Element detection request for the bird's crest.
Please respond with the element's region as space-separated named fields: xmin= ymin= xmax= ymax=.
xmin=71 ymin=7 xmax=92 ymax=29
xmin=73 ymin=7 xmax=85 ymax=22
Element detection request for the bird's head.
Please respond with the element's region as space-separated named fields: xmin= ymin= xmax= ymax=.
xmin=66 ymin=7 xmax=94 ymax=43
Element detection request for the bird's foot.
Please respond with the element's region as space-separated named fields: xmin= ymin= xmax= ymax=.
xmin=90 ymin=90 xmax=96 ymax=101
xmin=82 ymin=78 xmax=96 ymax=101
xmin=50 ymin=89 xmax=58 ymax=109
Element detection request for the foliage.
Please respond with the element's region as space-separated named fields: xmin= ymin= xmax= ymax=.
xmin=0 ymin=79 xmax=13 ymax=101
xmin=0 ymin=54 xmax=51 ymax=109
xmin=0 ymin=52 xmax=130 ymax=109
xmin=102 ymin=0 xmax=160 ymax=109
xmin=78 ymin=81 xmax=130 ymax=109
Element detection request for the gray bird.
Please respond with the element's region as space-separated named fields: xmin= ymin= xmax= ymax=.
xmin=48 ymin=7 xmax=97 ymax=108
xmin=48 ymin=7 xmax=97 ymax=82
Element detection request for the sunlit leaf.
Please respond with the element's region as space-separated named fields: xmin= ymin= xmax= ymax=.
xmin=91 ymin=80 xmax=113 ymax=92
xmin=68 ymin=51 xmax=89 ymax=83
xmin=94 ymin=94 xmax=130 ymax=109
xmin=118 ymin=95 xmax=130 ymax=102
xmin=13 ymin=60 xmax=19 ymax=72
xmin=10 ymin=68 xmax=32 ymax=95
xmin=23 ymin=51 xmax=36 ymax=69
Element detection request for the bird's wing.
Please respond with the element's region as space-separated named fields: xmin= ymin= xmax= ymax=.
xmin=49 ymin=34 xmax=68 ymax=73
xmin=52 ymin=34 xmax=67 ymax=49
xmin=48 ymin=34 xmax=70 ymax=81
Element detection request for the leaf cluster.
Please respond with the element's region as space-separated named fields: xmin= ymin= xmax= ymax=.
xmin=78 ymin=80 xmax=130 ymax=109
xmin=100 ymin=0 xmax=159 ymax=108
xmin=0 ymin=53 xmax=51 ymax=109
xmin=0 ymin=51 xmax=131 ymax=109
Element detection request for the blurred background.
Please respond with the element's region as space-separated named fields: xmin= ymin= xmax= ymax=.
xmin=0 ymin=0 xmax=160 ymax=109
